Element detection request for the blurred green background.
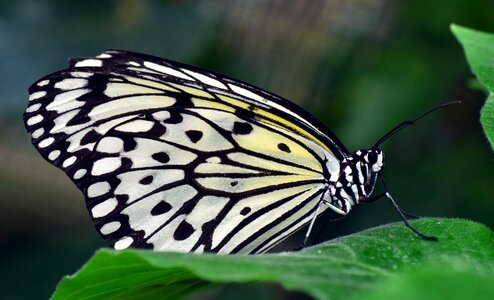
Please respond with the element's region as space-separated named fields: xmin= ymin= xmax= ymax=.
xmin=1 ymin=1 xmax=494 ymax=299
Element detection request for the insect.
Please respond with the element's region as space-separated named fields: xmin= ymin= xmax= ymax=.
xmin=24 ymin=50 xmax=449 ymax=254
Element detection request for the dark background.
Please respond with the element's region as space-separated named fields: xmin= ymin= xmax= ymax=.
xmin=1 ymin=1 xmax=494 ymax=299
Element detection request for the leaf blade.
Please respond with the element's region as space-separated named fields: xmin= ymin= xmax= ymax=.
xmin=51 ymin=219 xmax=494 ymax=300
xmin=452 ymin=24 xmax=494 ymax=150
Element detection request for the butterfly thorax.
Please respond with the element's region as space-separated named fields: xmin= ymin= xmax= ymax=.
xmin=323 ymin=149 xmax=384 ymax=215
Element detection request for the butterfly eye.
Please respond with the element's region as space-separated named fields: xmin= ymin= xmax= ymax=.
xmin=367 ymin=152 xmax=378 ymax=165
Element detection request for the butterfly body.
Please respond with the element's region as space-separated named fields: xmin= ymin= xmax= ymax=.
xmin=25 ymin=50 xmax=387 ymax=254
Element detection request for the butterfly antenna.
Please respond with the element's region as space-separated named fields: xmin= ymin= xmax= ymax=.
xmin=372 ymin=101 xmax=461 ymax=149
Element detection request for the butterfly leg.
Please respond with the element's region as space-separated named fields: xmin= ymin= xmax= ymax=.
xmin=294 ymin=199 xmax=326 ymax=251
xmin=401 ymin=211 xmax=420 ymax=219
xmin=366 ymin=192 xmax=419 ymax=219
xmin=378 ymin=173 xmax=438 ymax=241
xmin=309 ymin=214 xmax=344 ymax=247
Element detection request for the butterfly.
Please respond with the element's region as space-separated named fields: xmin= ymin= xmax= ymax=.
xmin=24 ymin=50 xmax=440 ymax=254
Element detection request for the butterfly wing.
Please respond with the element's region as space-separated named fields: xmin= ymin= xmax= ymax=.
xmin=24 ymin=50 xmax=346 ymax=254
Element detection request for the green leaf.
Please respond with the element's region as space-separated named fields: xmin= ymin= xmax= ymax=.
xmin=362 ymin=266 xmax=494 ymax=300
xmin=452 ymin=24 xmax=494 ymax=150
xmin=51 ymin=219 xmax=494 ymax=300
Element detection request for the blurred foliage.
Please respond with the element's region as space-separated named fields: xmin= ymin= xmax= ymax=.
xmin=52 ymin=219 xmax=494 ymax=300
xmin=1 ymin=1 xmax=494 ymax=299
xmin=452 ymin=24 xmax=494 ymax=150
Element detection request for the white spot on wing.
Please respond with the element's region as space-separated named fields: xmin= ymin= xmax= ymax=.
xmin=92 ymin=157 xmax=122 ymax=175
xmin=114 ymin=236 xmax=133 ymax=250
xmin=151 ymin=111 xmax=170 ymax=121
xmin=73 ymin=169 xmax=87 ymax=180
xmin=97 ymin=53 xmax=112 ymax=58
xmin=71 ymin=71 xmax=93 ymax=78
xmin=48 ymin=150 xmax=61 ymax=161
xmin=29 ymin=91 xmax=46 ymax=101
xmin=128 ymin=61 xmax=140 ymax=66
xmin=87 ymin=181 xmax=111 ymax=198
xmin=54 ymin=78 xmax=88 ymax=90
xmin=100 ymin=221 xmax=121 ymax=235
xmin=26 ymin=103 xmax=41 ymax=113
xmin=62 ymin=156 xmax=77 ymax=168
xmin=96 ymin=137 xmax=124 ymax=153
xmin=91 ymin=198 xmax=118 ymax=218
xmin=143 ymin=61 xmax=194 ymax=81
xmin=32 ymin=128 xmax=44 ymax=139
xmin=75 ymin=59 xmax=102 ymax=67
xmin=206 ymin=156 xmax=221 ymax=163
xmin=38 ymin=137 xmax=54 ymax=148
xmin=37 ymin=80 xmax=49 ymax=87
xmin=27 ymin=115 xmax=43 ymax=126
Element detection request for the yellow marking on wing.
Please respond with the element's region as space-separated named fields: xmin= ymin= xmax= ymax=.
xmin=231 ymin=126 xmax=324 ymax=173
xmin=191 ymin=98 xmax=236 ymax=113
xmin=125 ymin=77 xmax=181 ymax=93
xmin=216 ymin=94 xmax=332 ymax=154
xmin=216 ymin=94 xmax=252 ymax=110
xmin=168 ymin=83 xmax=214 ymax=99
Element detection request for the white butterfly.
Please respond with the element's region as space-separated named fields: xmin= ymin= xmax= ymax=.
xmin=25 ymin=50 xmax=437 ymax=254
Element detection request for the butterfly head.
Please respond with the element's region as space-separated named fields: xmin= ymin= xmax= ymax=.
xmin=352 ymin=149 xmax=384 ymax=201
xmin=326 ymin=149 xmax=384 ymax=212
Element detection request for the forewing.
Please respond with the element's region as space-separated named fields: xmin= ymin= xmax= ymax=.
xmin=25 ymin=50 xmax=346 ymax=187
xmin=24 ymin=50 xmax=344 ymax=254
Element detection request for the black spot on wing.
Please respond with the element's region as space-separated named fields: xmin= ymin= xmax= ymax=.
xmin=152 ymin=152 xmax=170 ymax=163
xmin=277 ymin=143 xmax=291 ymax=153
xmin=123 ymin=137 xmax=137 ymax=152
xmin=240 ymin=207 xmax=251 ymax=216
xmin=174 ymin=220 xmax=195 ymax=241
xmin=232 ymin=121 xmax=253 ymax=135
xmin=115 ymin=194 xmax=129 ymax=202
xmin=235 ymin=107 xmax=256 ymax=120
xmin=150 ymin=201 xmax=172 ymax=216
xmin=139 ymin=175 xmax=153 ymax=185
xmin=121 ymin=157 xmax=133 ymax=169
xmin=185 ymin=130 xmax=203 ymax=143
